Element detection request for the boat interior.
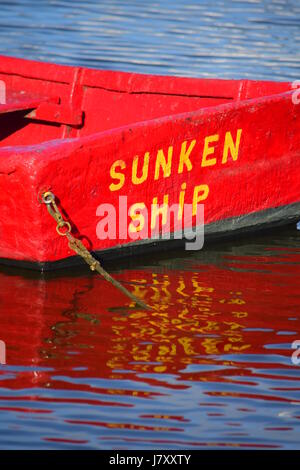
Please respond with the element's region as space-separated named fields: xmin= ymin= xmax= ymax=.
xmin=0 ymin=55 xmax=292 ymax=148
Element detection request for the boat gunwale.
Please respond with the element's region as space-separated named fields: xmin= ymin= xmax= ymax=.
xmin=0 ymin=53 xmax=282 ymax=96
xmin=0 ymin=87 xmax=295 ymax=156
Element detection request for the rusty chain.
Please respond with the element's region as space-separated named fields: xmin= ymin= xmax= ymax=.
xmin=42 ymin=191 xmax=151 ymax=310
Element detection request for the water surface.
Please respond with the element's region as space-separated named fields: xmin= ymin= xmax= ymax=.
xmin=0 ymin=0 xmax=299 ymax=81
xmin=0 ymin=0 xmax=300 ymax=450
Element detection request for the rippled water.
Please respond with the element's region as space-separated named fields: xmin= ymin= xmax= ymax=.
xmin=0 ymin=0 xmax=300 ymax=450
xmin=0 ymin=0 xmax=300 ymax=81
xmin=1 ymin=228 xmax=300 ymax=449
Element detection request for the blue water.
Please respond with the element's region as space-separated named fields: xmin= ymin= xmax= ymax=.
xmin=0 ymin=0 xmax=300 ymax=450
xmin=0 ymin=0 xmax=300 ymax=81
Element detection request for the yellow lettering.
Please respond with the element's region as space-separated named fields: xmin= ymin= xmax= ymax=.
xmin=151 ymin=194 xmax=169 ymax=230
xmin=132 ymin=152 xmax=150 ymax=185
xmin=178 ymin=140 xmax=196 ymax=174
xmin=222 ymin=129 xmax=242 ymax=163
xmin=178 ymin=182 xmax=186 ymax=221
xmin=129 ymin=203 xmax=146 ymax=233
xmin=193 ymin=185 xmax=209 ymax=216
xmin=202 ymin=134 xmax=219 ymax=167
xmin=154 ymin=147 xmax=173 ymax=180
xmin=109 ymin=160 xmax=126 ymax=191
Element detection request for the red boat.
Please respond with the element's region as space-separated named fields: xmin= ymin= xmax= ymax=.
xmin=0 ymin=55 xmax=299 ymax=270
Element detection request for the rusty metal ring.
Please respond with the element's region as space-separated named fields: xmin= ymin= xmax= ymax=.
xmin=42 ymin=191 xmax=55 ymax=205
xmin=56 ymin=221 xmax=71 ymax=236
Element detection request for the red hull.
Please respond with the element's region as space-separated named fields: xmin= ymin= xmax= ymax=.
xmin=0 ymin=56 xmax=299 ymax=268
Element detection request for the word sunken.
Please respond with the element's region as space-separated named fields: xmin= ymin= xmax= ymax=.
xmin=109 ymin=129 xmax=242 ymax=193
xmin=107 ymin=129 xmax=242 ymax=231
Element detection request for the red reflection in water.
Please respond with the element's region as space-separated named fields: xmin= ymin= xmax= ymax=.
xmin=44 ymin=438 xmax=88 ymax=444
xmin=0 ymin=248 xmax=299 ymax=392
xmin=0 ymin=241 xmax=299 ymax=448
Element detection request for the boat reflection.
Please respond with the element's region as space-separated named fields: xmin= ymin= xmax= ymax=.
xmin=1 ymin=233 xmax=299 ymax=397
